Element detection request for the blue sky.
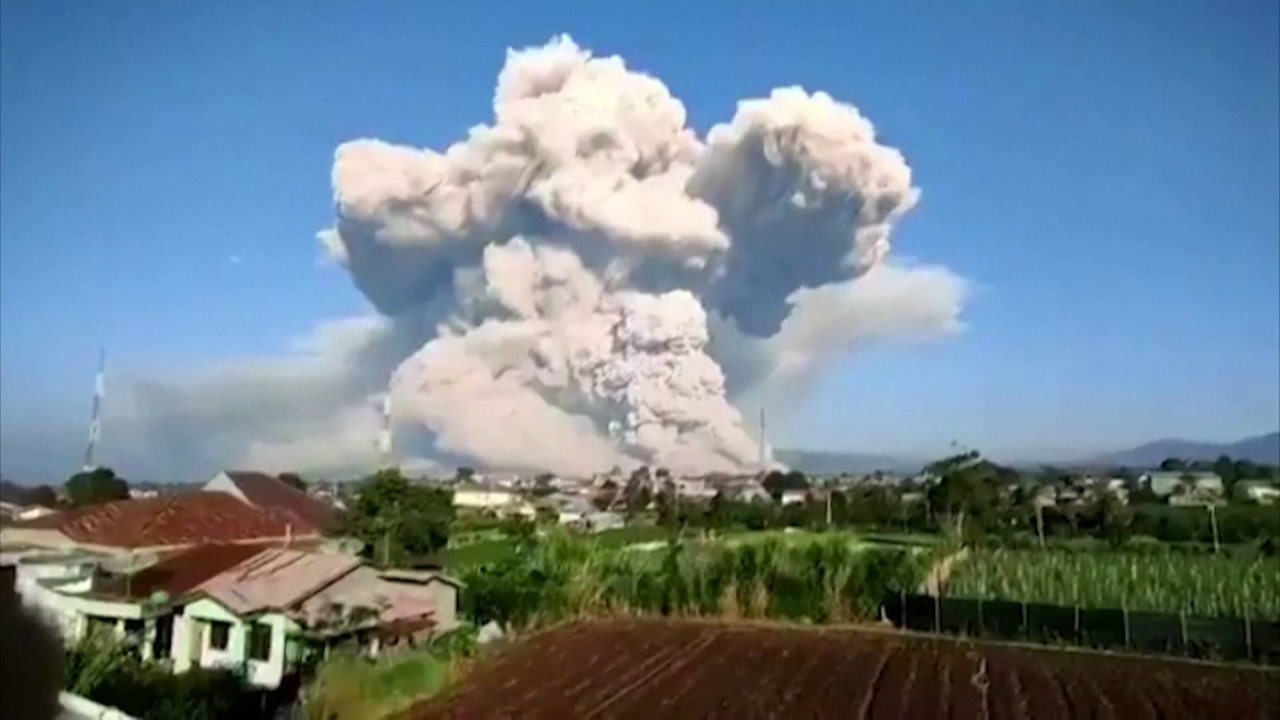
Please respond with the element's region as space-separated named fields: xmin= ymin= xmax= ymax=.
xmin=2 ymin=2 xmax=1277 ymax=481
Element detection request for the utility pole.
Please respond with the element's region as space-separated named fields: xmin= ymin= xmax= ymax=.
xmin=1207 ymin=502 xmax=1220 ymax=554
xmin=378 ymin=391 xmax=394 ymax=469
xmin=83 ymin=348 xmax=106 ymax=471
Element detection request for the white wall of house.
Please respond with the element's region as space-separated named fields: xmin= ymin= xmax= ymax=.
xmin=454 ymin=489 xmax=516 ymax=509
xmin=176 ymin=598 xmax=296 ymax=688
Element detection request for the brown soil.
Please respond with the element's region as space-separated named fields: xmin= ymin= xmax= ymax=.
xmin=409 ymin=619 xmax=1280 ymax=719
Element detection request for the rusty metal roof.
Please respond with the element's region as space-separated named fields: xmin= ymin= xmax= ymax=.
xmin=193 ymin=548 xmax=360 ymax=615
xmin=221 ymin=471 xmax=341 ymax=532
xmin=17 ymin=493 xmax=318 ymax=549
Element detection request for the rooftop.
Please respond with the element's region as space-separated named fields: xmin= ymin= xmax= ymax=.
xmin=217 ymin=471 xmax=341 ymax=531
xmin=14 ymin=493 xmax=316 ymax=549
xmin=194 ymin=547 xmax=360 ymax=614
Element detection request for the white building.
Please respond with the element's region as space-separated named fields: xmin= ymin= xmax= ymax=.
xmin=1234 ymin=480 xmax=1280 ymax=505
xmin=452 ymin=484 xmax=519 ymax=511
xmin=174 ymin=549 xmax=461 ymax=687
xmin=6 ymin=543 xmax=461 ymax=690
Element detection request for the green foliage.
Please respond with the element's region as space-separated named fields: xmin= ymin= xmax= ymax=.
xmin=948 ymin=548 xmax=1280 ymax=620
xmin=458 ymin=531 xmax=930 ymax=630
xmin=66 ymin=633 xmax=271 ymax=720
xmin=65 ymin=467 xmax=129 ymax=506
xmin=303 ymin=647 xmax=456 ymax=720
xmin=344 ymin=469 xmax=456 ymax=566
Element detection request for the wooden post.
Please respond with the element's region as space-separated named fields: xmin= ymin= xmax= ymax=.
xmin=934 ymin=593 xmax=941 ymax=634
xmin=1179 ymin=610 xmax=1188 ymax=655
xmin=1122 ymin=604 xmax=1131 ymax=647
xmin=1074 ymin=604 xmax=1080 ymax=640
xmin=1021 ymin=602 xmax=1028 ymax=637
xmin=1245 ymin=610 xmax=1253 ymax=661
xmin=1207 ymin=504 xmax=1220 ymax=554
xmin=900 ymin=589 xmax=907 ymax=628
xmin=978 ymin=598 xmax=985 ymax=636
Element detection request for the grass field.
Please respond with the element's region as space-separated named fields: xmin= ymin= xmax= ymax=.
xmin=948 ymin=548 xmax=1280 ymax=619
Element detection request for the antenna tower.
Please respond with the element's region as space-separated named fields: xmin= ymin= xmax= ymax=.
xmin=83 ymin=348 xmax=105 ymax=471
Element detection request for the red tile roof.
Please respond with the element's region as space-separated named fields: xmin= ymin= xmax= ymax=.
xmin=222 ymin=471 xmax=341 ymax=532
xmin=16 ymin=493 xmax=317 ymax=549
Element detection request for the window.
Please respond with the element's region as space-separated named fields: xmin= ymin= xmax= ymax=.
xmin=208 ymin=621 xmax=230 ymax=651
xmin=248 ymin=622 xmax=272 ymax=661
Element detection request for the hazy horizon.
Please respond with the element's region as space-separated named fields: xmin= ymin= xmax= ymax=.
xmin=2 ymin=3 xmax=1277 ymax=484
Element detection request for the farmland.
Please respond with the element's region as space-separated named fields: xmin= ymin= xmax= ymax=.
xmin=410 ymin=619 xmax=1280 ymax=718
xmin=948 ymin=549 xmax=1280 ymax=619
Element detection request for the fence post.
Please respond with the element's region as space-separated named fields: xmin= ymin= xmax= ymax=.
xmin=1179 ymin=610 xmax=1188 ymax=655
xmin=1021 ymin=602 xmax=1028 ymax=637
xmin=1122 ymin=603 xmax=1130 ymax=648
xmin=1244 ymin=610 xmax=1253 ymax=661
xmin=1074 ymin=604 xmax=1080 ymax=641
xmin=900 ymin=589 xmax=906 ymax=628
xmin=978 ymin=597 xmax=984 ymax=636
xmin=934 ymin=593 xmax=941 ymax=634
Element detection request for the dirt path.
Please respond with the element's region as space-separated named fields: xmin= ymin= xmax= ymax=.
xmin=920 ymin=547 xmax=969 ymax=596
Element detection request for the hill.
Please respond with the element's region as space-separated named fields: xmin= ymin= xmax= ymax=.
xmin=1085 ymin=431 xmax=1279 ymax=468
xmin=773 ymin=448 xmax=916 ymax=474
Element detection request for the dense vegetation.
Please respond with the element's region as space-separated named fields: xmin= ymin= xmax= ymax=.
xmin=302 ymin=628 xmax=477 ymax=720
xmin=459 ymin=531 xmax=933 ymax=630
xmin=65 ymin=633 xmax=286 ymax=720
xmin=342 ymin=468 xmax=456 ymax=566
xmin=948 ymin=548 xmax=1280 ymax=619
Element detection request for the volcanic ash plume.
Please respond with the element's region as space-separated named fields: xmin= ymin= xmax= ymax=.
xmin=320 ymin=35 xmax=959 ymax=475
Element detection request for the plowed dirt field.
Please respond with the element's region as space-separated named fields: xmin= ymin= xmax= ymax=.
xmin=410 ymin=619 xmax=1280 ymax=719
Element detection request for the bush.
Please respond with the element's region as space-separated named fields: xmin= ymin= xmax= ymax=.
xmin=66 ymin=633 xmax=272 ymax=720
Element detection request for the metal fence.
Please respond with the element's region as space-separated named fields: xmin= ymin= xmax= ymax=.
xmin=884 ymin=591 xmax=1280 ymax=664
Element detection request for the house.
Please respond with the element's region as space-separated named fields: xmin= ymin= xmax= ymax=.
xmin=0 ymin=493 xmax=318 ymax=555
xmin=674 ymin=479 xmax=717 ymax=501
xmin=724 ymin=481 xmax=770 ymax=503
xmin=452 ymin=484 xmax=518 ymax=511
xmin=7 ymin=542 xmax=279 ymax=649
xmin=1234 ymin=480 xmax=1280 ymax=505
xmin=204 ymin=471 xmax=340 ymax=533
xmin=174 ymin=548 xmax=461 ymax=687
xmin=1139 ymin=471 xmax=1223 ymax=498
xmin=582 ymin=511 xmax=624 ymax=532
xmin=779 ymin=489 xmax=810 ymax=506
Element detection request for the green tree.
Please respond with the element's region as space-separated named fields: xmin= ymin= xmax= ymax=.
xmin=924 ymin=451 xmax=1002 ymax=540
xmin=1159 ymin=457 xmax=1187 ymax=471
xmin=344 ymin=469 xmax=455 ymax=566
xmin=26 ymin=485 xmax=58 ymax=507
xmin=65 ymin=467 xmax=129 ymax=507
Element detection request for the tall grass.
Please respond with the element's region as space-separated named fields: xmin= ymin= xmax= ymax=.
xmin=460 ymin=531 xmax=931 ymax=630
xmin=948 ymin=549 xmax=1280 ymax=619
xmin=302 ymin=627 xmax=476 ymax=720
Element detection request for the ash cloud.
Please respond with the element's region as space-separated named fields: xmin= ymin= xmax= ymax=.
xmin=120 ymin=35 xmax=967 ymax=478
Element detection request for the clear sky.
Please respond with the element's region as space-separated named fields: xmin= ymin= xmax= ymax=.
xmin=2 ymin=2 xmax=1277 ymax=481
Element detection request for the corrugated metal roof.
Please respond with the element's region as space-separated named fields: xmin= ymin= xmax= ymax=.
xmin=292 ymin=565 xmax=441 ymax=632
xmin=194 ymin=548 xmax=360 ymax=614
xmin=15 ymin=493 xmax=318 ymax=549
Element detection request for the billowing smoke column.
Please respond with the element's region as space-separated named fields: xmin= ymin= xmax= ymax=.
xmin=321 ymin=35 xmax=931 ymax=475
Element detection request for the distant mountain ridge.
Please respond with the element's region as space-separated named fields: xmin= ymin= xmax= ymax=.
xmin=1084 ymin=431 xmax=1280 ymax=468
xmin=773 ymin=449 xmax=918 ymax=474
